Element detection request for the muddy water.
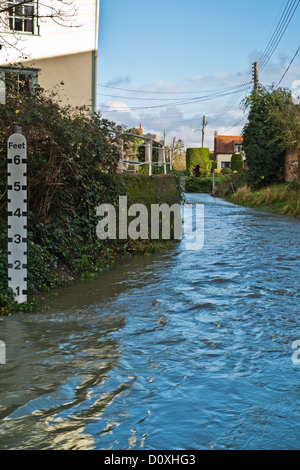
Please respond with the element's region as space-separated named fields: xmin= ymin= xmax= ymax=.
xmin=0 ymin=194 xmax=300 ymax=450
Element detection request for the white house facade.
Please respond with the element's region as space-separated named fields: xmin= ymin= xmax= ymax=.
xmin=213 ymin=131 xmax=246 ymax=170
xmin=0 ymin=0 xmax=99 ymax=112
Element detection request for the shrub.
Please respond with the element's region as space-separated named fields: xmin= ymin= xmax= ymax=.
xmin=0 ymin=87 xmax=126 ymax=313
xmin=211 ymin=160 xmax=217 ymax=172
xmin=214 ymin=171 xmax=249 ymax=198
xmin=231 ymin=185 xmax=251 ymax=203
xmin=186 ymin=148 xmax=212 ymax=176
xmin=221 ymin=167 xmax=232 ymax=175
xmin=185 ymin=176 xmax=212 ymax=193
xmin=231 ymin=153 xmax=244 ymax=172
xmin=242 ymin=86 xmax=292 ymax=186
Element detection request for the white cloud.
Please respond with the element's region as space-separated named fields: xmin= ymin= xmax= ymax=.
xmin=106 ymin=100 xmax=132 ymax=114
xmin=99 ymin=60 xmax=300 ymax=150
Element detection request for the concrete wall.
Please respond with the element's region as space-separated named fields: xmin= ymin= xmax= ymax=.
xmin=127 ymin=174 xmax=181 ymax=207
xmin=126 ymin=174 xmax=182 ymax=241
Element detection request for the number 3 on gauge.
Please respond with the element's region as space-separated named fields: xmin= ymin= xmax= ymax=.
xmin=13 ymin=234 xmax=21 ymax=244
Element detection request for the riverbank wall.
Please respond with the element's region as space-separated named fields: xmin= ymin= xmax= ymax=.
xmin=127 ymin=174 xmax=182 ymax=206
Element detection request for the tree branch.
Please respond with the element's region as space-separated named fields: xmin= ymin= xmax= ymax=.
xmin=0 ymin=0 xmax=78 ymax=19
xmin=0 ymin=0 xmax=81 ymax=55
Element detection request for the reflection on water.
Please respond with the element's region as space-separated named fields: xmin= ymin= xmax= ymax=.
xmin=0 ymin=194 xmax=300 ymax=450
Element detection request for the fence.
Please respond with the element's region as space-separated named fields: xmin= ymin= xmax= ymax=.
xmin=117 ymin=132 xmax=173 ymax=176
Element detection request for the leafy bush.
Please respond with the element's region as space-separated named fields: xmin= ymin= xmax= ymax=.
xmin=185 ymin=176 xmax=213 ymax=193
xmin=221 ymin=167 xmax=232 ymax=175
xmin=0 ymin=87 xmax=183 ymax=314
xmin=214 ymin=171 xmax=249 ymax=198
xmin=186 ymin=148 xmax=212 ymax=176
xmin=288 ymin=179 xmax=300 ymax=191
xmin=211 ymin=160 xmax=217 ymax=172
xmin=0 ymin=87 xmax=127 ymax=313
xmin=242 ymin=86 xmax=292 ymax=186
xmin=231 ymin=153 xmax=244 ymax=172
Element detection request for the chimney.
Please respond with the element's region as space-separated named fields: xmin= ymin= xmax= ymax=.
xmin=214 ymin=131 xmax=218 ymax=158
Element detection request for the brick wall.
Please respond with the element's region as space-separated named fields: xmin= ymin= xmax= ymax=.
xmin=284 ymin=149 xmax=300 ymax=182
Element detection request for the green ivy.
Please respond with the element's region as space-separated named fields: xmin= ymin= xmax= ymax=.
xmin=242 ymin=86 xmax=293 ymax=186
xmin=0 ymin=89 xmax=180 ymax=315
xmin=0 ymin=88 xmax=128 ymax=314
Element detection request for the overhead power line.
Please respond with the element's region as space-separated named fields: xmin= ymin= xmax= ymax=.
xmin=258 ymin=0 xmax=300 ymax=72
xmin=98 ymin=83 xmax=251 ymax=95
xmin=98 ymin=0 xmax=299 ymax=133
xmin=276 ymin=44 xmax=300 ymax=87
xmin=97 ymin=83 xmax=252 ymax=102
xmin=204 ymin=0 xmax=300 ymax=127
xmin=205 ymin=80 xmax=252 ymax=125
xmin=222 ymin=116 xmax=247 ymax=134
xmin=99 ymin=85 xmax=253 ymax=111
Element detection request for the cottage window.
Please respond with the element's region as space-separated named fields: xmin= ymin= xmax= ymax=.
xmin=235 ymin=144 xmax=243 ymax=153
xmin=0 ymin=66 xmax=39 ymax=104
xmin=221 ymin=162 xmax=231 ymax=169
xmin=7 ymin=1 xmax=37 ymax=34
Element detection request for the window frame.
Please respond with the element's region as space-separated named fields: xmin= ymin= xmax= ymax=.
xmin=4 ymin=1 xmax=39 ymax=35
xmin=234 ymin=143 xmax=243 ymax=154
xmin=0 ymin=65 xmax=40 ymax=104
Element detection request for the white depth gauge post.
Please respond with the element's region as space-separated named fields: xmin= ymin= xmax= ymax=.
xmin=7 ymin=127 xmax=27 ymax=304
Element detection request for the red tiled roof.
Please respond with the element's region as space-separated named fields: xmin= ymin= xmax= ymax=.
xmin=214 ymin=135 xmax=243 ymax=154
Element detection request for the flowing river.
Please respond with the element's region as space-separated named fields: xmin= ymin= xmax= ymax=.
xmin=0 ymin=193 xmax=300 ymax=450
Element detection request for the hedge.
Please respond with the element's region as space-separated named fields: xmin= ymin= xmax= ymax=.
xmin=185 ymin=176 xmax=213 ymax=193
xmin=186 ymin=148 xmax=212 ymax=176
xmin=231 ymin=153 xmax=244 ymax=172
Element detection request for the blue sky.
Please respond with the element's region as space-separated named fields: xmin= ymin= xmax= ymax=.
xmin=97 ymin=0 xmax=300 ymax=149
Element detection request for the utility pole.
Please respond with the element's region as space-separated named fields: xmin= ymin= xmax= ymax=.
xmin=202 ymin=115 xmax=207 ymax=147
xmin=253 ymin=61 xmax=258 ymax=97
xmin=171 ymin=136 xmax=175 ymax=171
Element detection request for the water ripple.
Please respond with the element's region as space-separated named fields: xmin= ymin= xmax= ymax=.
xmin=0 ymin=194 xmax=300 ymax=450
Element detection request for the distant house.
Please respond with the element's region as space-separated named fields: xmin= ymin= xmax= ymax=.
xmin=128 ymin=123 xmax=143 ymax=136
xmin=213 ymin=131 xmax=246 ymax=170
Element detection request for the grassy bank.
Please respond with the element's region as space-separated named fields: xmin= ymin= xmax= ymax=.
xmin=184 ymin=172 xmax=300 ymax=219
xmin=211 ymin=170 xmax=300 ymax=217
xmin=227 ymin=183 xmax=300 ymax=217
